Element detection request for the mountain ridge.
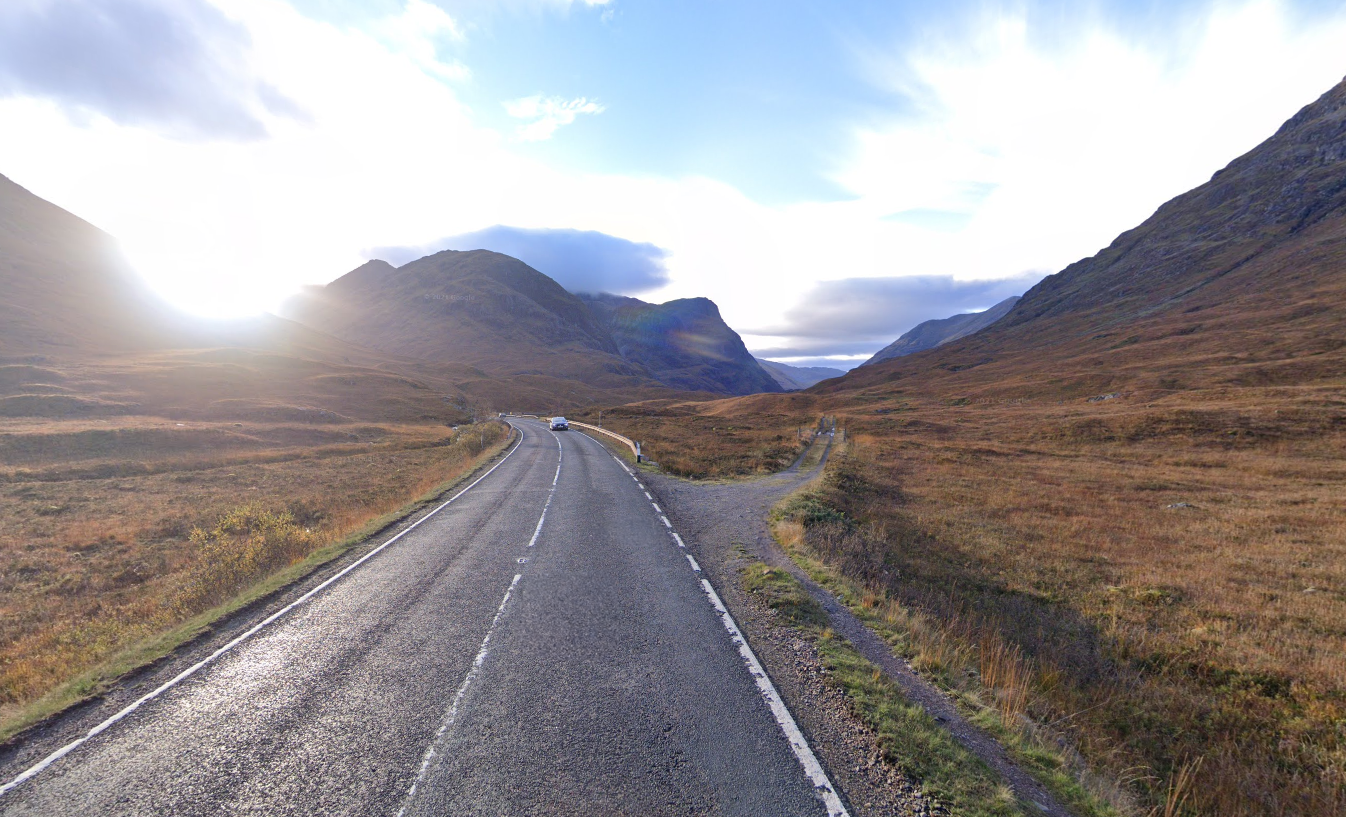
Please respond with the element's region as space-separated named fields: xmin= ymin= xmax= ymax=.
xmin=818 ymin=75 xmax=1346 ymax=399
xmin=754 ymin=358 xmax=845 ymax=390
xmin=578 ymin=292 xmax=782 ymax=395
xmin=282 ymin=251 xmax=782 ymax=401
xmin=861 ymin=296 xmax=1020 ymax=366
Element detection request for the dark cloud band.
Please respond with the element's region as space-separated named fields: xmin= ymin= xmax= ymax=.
xmin=369 ymin=226 xmax=672 ymax=296
xmin=748 ymin=272 xmax=1045 ymax=360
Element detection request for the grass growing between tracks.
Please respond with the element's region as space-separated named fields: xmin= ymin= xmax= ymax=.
xmin=0 ymin=421 xmax=514 ymax=742
xmin=742 ymin=561 xmax=1024 ymax=817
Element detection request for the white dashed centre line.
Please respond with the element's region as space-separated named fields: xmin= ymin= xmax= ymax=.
xmin=399 ymin=419 xmax=564 ymax=814
xmin=397 ymin=573 xmax=522 ymax=816
xmin=0 ymin=425 xmax=530 ymax=800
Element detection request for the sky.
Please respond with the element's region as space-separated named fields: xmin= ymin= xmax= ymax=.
xmin=1 ymin=1 xmax=1345 ymax=368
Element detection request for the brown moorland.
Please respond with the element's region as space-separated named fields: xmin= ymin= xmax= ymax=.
xmin=0 ymin=410 xmax=511 ymax=733
xmin=0 ymin=172 xmax=531 ymax=735
xmin=590 ymin=78 xmax=1346 ymax=815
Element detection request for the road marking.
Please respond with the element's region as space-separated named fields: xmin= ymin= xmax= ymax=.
xmin=644 ymin=491 xmax=653 ymax=500
xmin=527 ymin=432 xmax=563 ymax=548
xmin=570 ymin=420 xmax=850 ymax=815
xmin=698 ymin=576 xmax=850 ymax=817
xmin=0 ymin=425 xmax=530 ymax=800
xmin=651 ymin=503 xmax=662 ymax=514
xmin=396 ymin=573 xmax=522 ymax=816
xmin=399 ymin=420 xmax=564 ymax=814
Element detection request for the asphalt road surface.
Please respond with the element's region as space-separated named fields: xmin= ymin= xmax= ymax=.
xmin=0 ymin=419 xmax=848 ymax=816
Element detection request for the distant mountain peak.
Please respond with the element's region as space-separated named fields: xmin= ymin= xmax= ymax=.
xmin=754 ymin=358 xmax=845 ymax=390
xmin=862 ymin=296 xmax=1020 ymax=366
xmin=578 ymin=292 xmax=781 ymax=395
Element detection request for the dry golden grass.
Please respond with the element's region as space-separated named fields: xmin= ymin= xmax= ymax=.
xmin=625 ymin=386 xmax=1346 ymax=815
xmin=569 ymin=396 xmax=821 ymax=478
xmin=0 ymin=415 xmax=510 ymax=726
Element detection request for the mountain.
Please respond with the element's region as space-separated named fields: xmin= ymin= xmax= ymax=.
xmin=0 ymin=172 xmax=478 ymax=424
xmin=282 ymin=252 xmax=781 ymax=402
xmin=861 ymin=296 xmax=1020 ymax=366
xmin=754 ymin=358 xmax=845 ymax=390
xmin=281 ymin=251 xmax=669 ymax=402
xmin=823 ymin=75 xmax=1346 ymax=399
xmin=578 ymin=293 xmax=782 ymax=395
xmin=0 ymin=173 xmax=183 ymax=354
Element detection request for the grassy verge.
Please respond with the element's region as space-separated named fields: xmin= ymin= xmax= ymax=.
xmin=0 ymin=424 xmax=516 ymax=742
xmin=569 ymin=403 xmax=819 ymax=479
xmin=742 ymin=561 xmax=1023 ymax=817
xmin=767 ymin=458 xmax=1141 ymax=816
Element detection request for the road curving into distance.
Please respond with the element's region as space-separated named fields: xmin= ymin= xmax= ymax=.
xmin=0 ymin=418 xmax=848 ymax=816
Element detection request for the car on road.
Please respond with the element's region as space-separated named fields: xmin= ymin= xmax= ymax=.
xmin=549 ymin=416 xmax=569 ymax=430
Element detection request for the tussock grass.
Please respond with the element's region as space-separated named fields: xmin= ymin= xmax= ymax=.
xmin=571 ymin=402 xmax=823 ymax=478
xmin=623 ymin=386 xmax=1346 ymax=815
xmin=783 ymin=399 xmax=1346 ymax=816
xmin=740 ymin=560 xmax=1024 ymax=817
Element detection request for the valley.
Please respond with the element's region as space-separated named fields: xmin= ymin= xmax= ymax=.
xmin=0 ymin=56 xmax=1344 ymax=817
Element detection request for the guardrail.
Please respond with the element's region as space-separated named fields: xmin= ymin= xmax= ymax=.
xmin=567 ymin=421 xmax=643 ymax=462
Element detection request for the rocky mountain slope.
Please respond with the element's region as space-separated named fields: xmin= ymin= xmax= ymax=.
xmin=754 ymin=358 xmax=845 ymax=390
xmin=579 ymin=293 xmax=781 ymax=395
xmin=284 ymin=252 xmax=781 ymax=399
xmin=825 ymin=75 xmax=1346 ymax=399
xmin=861 ymin=296 xmax=1019 ymax=366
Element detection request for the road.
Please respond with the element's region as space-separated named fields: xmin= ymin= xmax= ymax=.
xmin=0 ymin=419 xmax=847 ymax=816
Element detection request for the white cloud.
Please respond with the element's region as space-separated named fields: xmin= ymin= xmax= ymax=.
xmin=371 ymin=0 xmax=468 ymax=82
xmin=503 ymin=94 xmax=604 ymax=141
xmin=739 ymin=0 xmax=1346 ymax=363
xmin=0 ymin=0 xmax=1343 ymax=372
xmin=828 ymin=0 xmax=1346 ymax=288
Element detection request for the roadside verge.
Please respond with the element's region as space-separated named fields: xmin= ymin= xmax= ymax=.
xmin=766 ymin=455 xmax=1122 ymax=817
xmin=0 ymin=425 xmax=519 ymax=759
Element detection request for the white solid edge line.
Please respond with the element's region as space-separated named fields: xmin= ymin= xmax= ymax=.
xmin=698 ymin=576 xmax=850 ymax=817
xmin=0 ymin=424 xmax=530 ymax=799
xmin=396 ymin=573 xmax=522 ymax=816
xmin=577 ymin=424 xmax=849 ymax=817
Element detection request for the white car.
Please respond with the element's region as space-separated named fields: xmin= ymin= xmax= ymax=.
xmin=549 ymin=416 xmax=569 ymax=430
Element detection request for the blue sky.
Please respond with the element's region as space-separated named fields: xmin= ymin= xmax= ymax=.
xmin=2 ymin=0 xmax=1345 ymax=367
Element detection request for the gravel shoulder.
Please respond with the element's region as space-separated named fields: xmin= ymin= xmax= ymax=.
xmin=638 ymin=434 xmax=1077 ymax=817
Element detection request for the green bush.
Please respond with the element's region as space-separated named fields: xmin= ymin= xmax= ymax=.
xmin=175 ymin=503 xmax=319 ymax=613
xmin=774 ymin=493 xmax=850 ymax=529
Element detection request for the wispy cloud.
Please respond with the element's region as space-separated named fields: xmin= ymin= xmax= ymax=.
xmin=372 ymin=0 xmax=469 ymax=82
xmin=504 ymin=94 xmax=604 ymax=141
